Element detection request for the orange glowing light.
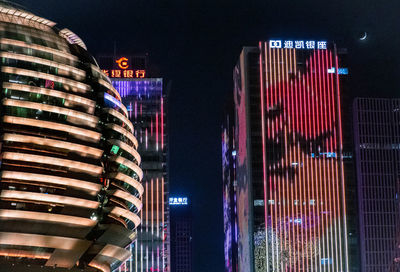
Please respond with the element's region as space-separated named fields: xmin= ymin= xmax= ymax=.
xmin=116 ymin=57 xmax=129 ymax=69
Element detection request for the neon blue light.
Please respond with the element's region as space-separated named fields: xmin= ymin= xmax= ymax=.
xmin=311 ymin=152 xmax=336 ymax=158
xmin=328 ymin=67 xmax=348 ymax=74
xmin=327 ymin=68 xmax=335 ymax=74
xmin=169 ymin=197 xmax=188 ymax=205
xmin=321 ymin=258 xmax=333 ymax=265
xmin=289 ymin=218 xmax=302 ymax=224
xmin=104 ymin=92 xmax=122 ymax=107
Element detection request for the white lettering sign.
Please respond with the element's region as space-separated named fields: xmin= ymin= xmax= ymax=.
xmin=269 ymin=40 xmax=328 ymax=50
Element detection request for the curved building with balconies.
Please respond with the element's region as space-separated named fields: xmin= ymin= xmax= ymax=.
xmin=0 ymin=2 xmax=142 ymax=271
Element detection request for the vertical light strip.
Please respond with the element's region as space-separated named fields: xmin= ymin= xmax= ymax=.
xmin=328 ymin=51 xmax=339 ymax=270
xmin=130 ymin=244 xmax=133 ymax=272
xmin=259 ymin=42 xmax=269 ymax=272
xmin=310 ymin=51 xmax=322 ymax=272
xmin=146 ymin=246 xmax=149 ymax=272
xmin=305 ymin=59 xmax=314 ymax=272
xmin=281 ymin=48 xmax=288 ymax=272
xmin=294 ymin=48 xmax=303 ymax=272
xmin=151 ymin=178 xmax=154 ymax=236
xmin=284 ymin=48 xmax=292 ymax=271
xmin=272 ymin=46 xmax=279 ymax=270
xmin=325 ymin=50 xmax=334 ymax=270
xmin=322 ymin=49 xmax=333 ymax=272
xmin=278 ymin=48 xmax=286 ymax=270
xmin=335 ymin=51 xmax=349 ymax=272
xmin=317 ymin=49 xmax=327 ymax=270
xmin=288 ymin=48 xmax=294 ymax=270
xmin=135 ymin=101 xmax=138 ymax=119
xmin=302 ymin=67 xmax=310 ymax=271
xmin=162 ymin=177 xmax=165 ymax=271
xmin=161 ymin=97 xmax=164 ymax=150
xmin=267 ymin=44 xmax=275 ymax=271
xmin=157 ymin=178 xmax=160 ymax=238
xmin=156 ymin=112 xmax=159 ymax=151
xmin=140 ymin=243 xmax=143 ymax=272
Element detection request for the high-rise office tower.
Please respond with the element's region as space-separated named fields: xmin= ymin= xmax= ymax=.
xmin=353 ymin=98 xmax=400 ymax=271
xmin=169 ymin=196 xmax=192 ymax=272
xmin=99 ymin=56 xmax=169 ymax=272
xmin=0 ymin=2 xmax=143 ymax=271
xmin=227 ymin=40 xmax=350 ymax=271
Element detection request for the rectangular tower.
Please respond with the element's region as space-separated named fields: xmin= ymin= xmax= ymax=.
xmin=169 ymin=196 xmax=192 ymax=272
xmin=232 ymin=40 xmax=349 ymax=271
xmin=353 ymin=98 xmax=400 ymax=272
xmin=99 ymin=55 xmax=169 ymax=272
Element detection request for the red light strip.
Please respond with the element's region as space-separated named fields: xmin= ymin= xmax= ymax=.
xmin=284 ymin=48 xmax=292 ymax=271
xmin=329 ymin=51 xmax=339 ymax=269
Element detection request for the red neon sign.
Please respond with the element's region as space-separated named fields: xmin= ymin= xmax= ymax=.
xmin=101 ymin=57 xmax=146 ymax=78
xmin=102 ymin=69 xmax=146 ymax=79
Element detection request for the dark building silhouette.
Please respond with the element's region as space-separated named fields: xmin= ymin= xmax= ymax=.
xmin=353 ymin=98 xmax=400 ymax=272
xmin=169 ymin=196 xmax=192 ymax=272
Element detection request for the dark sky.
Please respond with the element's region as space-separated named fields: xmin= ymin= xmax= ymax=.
xmin=15 ymin=0 xmax=400 ymax=271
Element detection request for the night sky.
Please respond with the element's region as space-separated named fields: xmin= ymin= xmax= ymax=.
xmin=15 ymin=0 xmax=400 ymax=271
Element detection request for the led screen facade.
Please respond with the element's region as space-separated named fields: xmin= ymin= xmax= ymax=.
xmin=259 ymin=41 xmax=349 ymax=271
xmin=232 ymin=42 xmax=349 ymax=272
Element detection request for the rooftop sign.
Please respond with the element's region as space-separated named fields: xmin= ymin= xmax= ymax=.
xmin=102 ymin=57 xmax=146 ymax=78
xmin=269 ymin=40 xmax=327 ymax=49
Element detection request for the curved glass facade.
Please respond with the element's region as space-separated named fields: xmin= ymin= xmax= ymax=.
xmin=0 ymin=3 xmax=142 ymax=272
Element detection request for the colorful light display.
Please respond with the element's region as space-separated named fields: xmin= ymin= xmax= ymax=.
xmin=0 ymin=3 xmax=143 ymax=271
xmin=230 ymin=41 xmax=349 ymax=272
xmin=258 ymin=41 xmax=349 ymax=271
xmin=109 ymin=78 xmax=169 ymax=272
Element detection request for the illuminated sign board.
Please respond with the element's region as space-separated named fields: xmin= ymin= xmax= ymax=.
xmin=269 ymin=39 xmax=327 ymax=49
xmin=102 ymin=57 xmax=146 ymax=78
xmin=169 ymin=197 xmax=188 ymax=205
xmin=115 ymin=57 xmax=129 ymax=69
xmin=327 ymin=67 xmax=349 ymax=75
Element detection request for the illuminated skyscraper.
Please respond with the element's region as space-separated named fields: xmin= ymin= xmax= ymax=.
xmin=98 ymin=56 xmax=169 ymax=272
xmin=0 ymin=2 xmax=142 ymax=271
xmin=228 ymin=40 xmax=349 ymax=271
xmin=353 ymin=98 xmax=400 ymax=271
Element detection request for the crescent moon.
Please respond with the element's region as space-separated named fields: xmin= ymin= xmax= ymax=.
xmin=360 ymin=32 xmax=367 ymax=41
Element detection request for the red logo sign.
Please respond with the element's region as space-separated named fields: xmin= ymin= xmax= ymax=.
xmin=115 ymin=57 xmax=129 ymax=69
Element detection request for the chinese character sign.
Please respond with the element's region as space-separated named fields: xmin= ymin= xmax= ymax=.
xmin=169 ymin=197 xmax=188 ymax=205
xmin=102 ymin=69 xmax=146 ymax=78
xmin=269 ymin=39 xmax=328 ymax=49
